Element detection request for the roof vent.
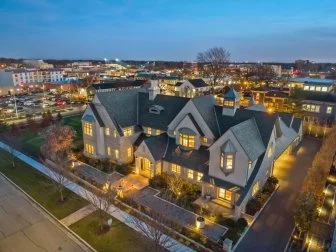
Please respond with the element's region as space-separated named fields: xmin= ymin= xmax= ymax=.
xmin=149 ymin=105 xmax=164 ymax=114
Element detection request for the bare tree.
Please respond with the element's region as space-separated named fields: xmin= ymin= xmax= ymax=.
xmin=197 ymin=47 xmax=230 ymax=87
xmin=83 ymin=182 xmax=117 ymax=233
xmin=0 ymin=122 xmax=21 ymax=168
xmin=129 ymin=203 xmax=180 ymax=252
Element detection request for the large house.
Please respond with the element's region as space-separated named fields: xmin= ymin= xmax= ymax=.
xmin=82 ymin=80 xmax=302 ymax=217
xmin=175 ymin=79 xmax=210 ymax=98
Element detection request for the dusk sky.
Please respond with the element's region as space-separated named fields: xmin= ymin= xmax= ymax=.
xmin=1 ymin=0 xmax=336 ymax=62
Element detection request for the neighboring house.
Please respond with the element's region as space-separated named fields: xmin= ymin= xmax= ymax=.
xmin=86 ymin=80 xmax=149 ymax=99
xmin=175 ymin=78 xmax=210 ymax=98
xmin=251 ymin=87 xmax=289 ymax=112
xmin=82 ymin=80 xmax=302 ymax=218
xmin=301 ymin=91 xmax=336 ymax=125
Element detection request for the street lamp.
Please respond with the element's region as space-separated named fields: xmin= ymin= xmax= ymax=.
xmin=10 ymin=89 xmax=18 ymax=118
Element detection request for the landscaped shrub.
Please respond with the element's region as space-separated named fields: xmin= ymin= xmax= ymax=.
xmin=115 ymin=164 xmax=133 ymax=175
xmin=236 ymin=218 xmax=248 ymax=232
xmin=149 ymin=173 xmax=169 ymax=189
xmin=245 ymin=176 xmax=279 ymax=216
xmin=217 ymin=217 xmax=236 ymax=228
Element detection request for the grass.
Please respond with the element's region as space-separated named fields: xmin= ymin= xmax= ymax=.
xmin=0 ymin=150 xmax=88 ymax=219
xmin=70 ymin=211 xmax=154 ymax=252
xmin=19 ymin=114 xmax=83 ymax=157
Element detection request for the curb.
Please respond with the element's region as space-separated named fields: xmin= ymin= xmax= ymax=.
xmin=0 ymin=171 xmax=97 ymax=252
xmin=232 ymin=184 xmax=280 ymax=251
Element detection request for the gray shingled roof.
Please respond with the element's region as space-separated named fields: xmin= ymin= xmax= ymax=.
xmin=88 ymin=103 xmax=105 ymax=127
xmin=278 ymin=112 xmax=293 ymax=128
xmin=163 ymin=137 xmax=209 ymax=173
xmin=138 ymin=93 xmax=189 ymax=130
xmin=192 ymin=95 xmax=220 ymax=137
xmin=96 ymin=88 xmax=145 ymax=128
xmin=292 ymin=118 xmax=302 ymax=133
xmin=215 ymin=106 xmax=277 ymax=147
xmin=224 ymin=89 xmax=240 ymax=100
xmin=143 ymin=134 xmax=168 ymax=161
xmin=230 ymin=118 xmax=266 ymax=161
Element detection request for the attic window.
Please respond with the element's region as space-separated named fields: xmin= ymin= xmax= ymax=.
xmin=149 ymin=105 xmax=164 ymax=114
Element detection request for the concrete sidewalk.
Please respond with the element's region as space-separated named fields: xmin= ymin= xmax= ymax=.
xmin=61 ymin=205 xmax=96 ymax=227
xmin=0 ymin=141 xmax=194 ymax=252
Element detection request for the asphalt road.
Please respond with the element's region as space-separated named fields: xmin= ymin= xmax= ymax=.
xmin=236 ymin=137 xmax=322 ymax=252
xmin=0 ymin=175 xmax=86 ymax=252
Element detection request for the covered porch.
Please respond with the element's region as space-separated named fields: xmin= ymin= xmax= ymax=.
xmin=194 ymin=197 xmax=236 ymax=219
xmin=134 ymin=156 xmax=161 ymax=178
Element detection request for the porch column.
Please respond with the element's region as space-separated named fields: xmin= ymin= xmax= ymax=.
xmin=150 ymin=163 xmax=155 ymax=178
xmin=135 ymin=157 xmax=140 ymax=174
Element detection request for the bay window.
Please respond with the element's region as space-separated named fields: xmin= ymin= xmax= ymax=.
xmin=179 ymin=133 xmax=195 ymax=148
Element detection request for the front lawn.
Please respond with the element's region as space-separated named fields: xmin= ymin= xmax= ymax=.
xmin=70 ymin=211 xmax=154 ymax=252
xmin=0 ymin=150 xmax=88 ymax=219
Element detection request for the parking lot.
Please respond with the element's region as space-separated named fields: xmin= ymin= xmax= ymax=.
xmin=0 ymin=90 xmax=86 ymax=121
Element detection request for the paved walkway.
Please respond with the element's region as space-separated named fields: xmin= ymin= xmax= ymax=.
xmin=0 ymin=175 xmax=87 ymax=252
xmin=235 ymin=137 xmax=322 ymax=252
xmin=127 ymin=187 xmax=228 ymax=242
xmin=61 ymin=205 xmax=96 ymax=227
xmin=75 ymin=162 xmax=124 ymax=186
xmin=0 ymin=141 xmax=193 ymax=252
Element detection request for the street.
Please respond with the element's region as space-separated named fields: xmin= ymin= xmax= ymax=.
xmin=235 ymin=137 xmax=322 ymax=252
xmin=0 ymin=175 xmax=86 ymax=252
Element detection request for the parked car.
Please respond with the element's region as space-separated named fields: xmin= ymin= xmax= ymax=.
xmin=56 ymin=100 xmax=66 ymax=107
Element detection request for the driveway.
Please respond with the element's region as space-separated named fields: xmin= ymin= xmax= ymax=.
xmin=0 ymin=175 xmax=86 ymax=252
xmin=235 ymin=137 xmax=321 ymax=252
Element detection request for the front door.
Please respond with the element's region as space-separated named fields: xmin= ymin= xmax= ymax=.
xmin=140 ymin=158 xmax=151 ymax=178
xmin=218 ymin=188 xmax=233 ymax=203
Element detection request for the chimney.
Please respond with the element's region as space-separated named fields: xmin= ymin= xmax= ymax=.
xmin=149 ymin=80 xmax=160 ymax=100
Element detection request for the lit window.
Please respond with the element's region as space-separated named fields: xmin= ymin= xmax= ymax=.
xmin=85 ymin=143 xmax=94 ymax=154
xmin=268 ymin=144 xmax=273 ymax=158
xmin=107 ymin=146 xmax=111 ymax=156
xmin=303 ymin=86 xmax=309 ymax=90
xmin=83 ymin=122 xmax=93 ymax=136
xmin=105 ymin=127 xmax=110 ymax=136
xmin=224 ymin=100 xmax=234 ymax=106
xmin=188 ymin=169 xmax=194 ymax=179
xmin=252 ymin=181 xmax=260 ymax=196
xmin=179 ymin=133 xmax=195 ymax=148
xmin=127 ymin=147 xmax=132 ymax=157
xmin=309 ymin=86 xmax=315 ymax=91
xmin=147 ymin=127 xmax=152 ymax=135
xmin=123 ymin=127 xmax=132 ymax=137
xmin=316 ymin=86 xmax=321 ymax=91
xmin=202 ymin=137 xmax=208 ymax=143
xmin=327 ymin=106 xmax=332 ymax=114
xmin=226 ymin=154 xmax=233 ymax=170
xmin=218 ymin=188 xmax=232 ymax=201
xmin=197 ymin=172 xmax=203 ymax=181
xmin=113 ymin=129 xmax=117 ymax=137
xmin=173 ymin=130 xmax=176 ymax=136
xmin=171 ymin=163 xmax=181 ymax=174
xmin=156 ymin=129 xmax=160 ymax=135
xmin=115 ymin=150 xmax=119 ymax=159
xmin=322 ymin=87 xmax=328 ymax=92
xmin=248 ymin=161 xmax=252 ymax=170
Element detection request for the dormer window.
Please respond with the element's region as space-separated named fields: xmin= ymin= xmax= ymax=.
xmin=149 ymin=105 xmax=164 ymax=114
xmin=123 ymin=127 xmax=132 ymax=137
xmin=220 ymin=140 xmax=236 ymax=174
xmin=202 ymin=137 xmax=208 ymax=143
xmin=179 ymin=133 xmax=195 ymax=148
xmin=147 ymin=127 xmax=152 ymax=135
xmin=224 ymin=100 xmax=234 ymax=107
xmin=248 ymin=161 xmax=252 ymax=170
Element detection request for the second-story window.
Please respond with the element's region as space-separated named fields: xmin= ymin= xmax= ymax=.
xmin=113 ymin=129 xmax=117 ymax=137
xmin=171 ymin=163 xmax=181 ymax=174
xmin=220 ymin=153 xmax=234 ymax=171
xmin=327 ymin=106 xmax=333 ymax=114
xmin=123 ymin=127 xmax=132 ymax=137
xmin=179 ymin=133 xmax=195 ymax=148
xmin=105 ymin=127 xmax=110 ymax=136
xmin=147 ymin=127 xmax=152 ymax=135
xmin=84 ymin=122 xmax=93 ymax=136
xmin=248 ymin=161 xmax=252 ymax=170
xmin=156 ymin=129 xmax=161 ymax=135
xmin=188 ymin=169 xmax=194 ymax=179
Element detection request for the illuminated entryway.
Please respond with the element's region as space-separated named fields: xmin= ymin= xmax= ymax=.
xmin=139 ymin=157 xmax=152 ymax=178
xmin=218 ymin=188 xmax=233 ymax=202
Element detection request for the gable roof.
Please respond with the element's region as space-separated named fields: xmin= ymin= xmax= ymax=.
xmin=138 ymin=93 xmax=189 ymax=131
xmin=292 ymin=118 xmax=302 ymax=133
xmin=230 ymin=118 xmax=266 ymax=161
xmin=224 ymin=88 xmax=240 ymax=99
xmin=221 ymin=139 xmax=237 ymax=153
xmin=91 ymin=80 xmax=147 ymax=90
xmin=180 ymin=114 xmax=205 ymax=136
xmin=191 ymin=95 xmax=220 ymax=137
xmin=88 ymin=103 xmax=105 ymax=127
xmin=214 ymin=106 xmax=277 ymax=147
xmin=96 ymin=88 xmax=144 ymax=128
xmin=143 ymin=134 xmax=169 ymax=161
xmin=188 ymin=79 xmax=208 ymax=88
xmin=278 ymin=112 xmax=293 ymax=128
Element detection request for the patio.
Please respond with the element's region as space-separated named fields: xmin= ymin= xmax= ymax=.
xmin=194 ymin=197 xmax=236 ymax=218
